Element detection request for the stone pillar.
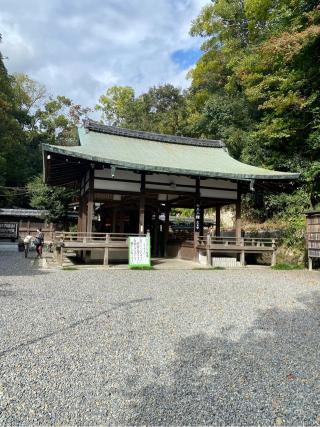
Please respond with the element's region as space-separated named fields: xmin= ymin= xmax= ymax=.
xmin=240 ymin=237 xmax=245 ymax=266
xmin=272 ymin=239 xmax=277 ymax=266
xmin=206 ymin=233 xmax=212 ymax=266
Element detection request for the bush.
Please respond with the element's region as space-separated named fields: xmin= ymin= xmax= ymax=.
xmin=271 ymin=263 xmax=304 ymax=270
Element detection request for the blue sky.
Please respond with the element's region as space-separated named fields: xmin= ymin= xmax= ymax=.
xmin=0 ymin=0 xmax=208 ymax=108
xmin=171 ymin=48 xmax=202 ymax=69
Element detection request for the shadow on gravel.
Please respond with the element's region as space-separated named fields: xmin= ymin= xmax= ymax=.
xmin=121 ymin=291 xmax=320 ymax=426
xmin=0 ymin=252 xmax=49 ymax=277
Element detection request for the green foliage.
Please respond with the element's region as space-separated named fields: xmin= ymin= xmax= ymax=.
xmin=271 ymin=263 xmax=304 ymax=270
xmin=243 ymin=189 xmax=308 ymax=249
xmin=187 ymin=0 xmax=320 ymax=221
xmin=95 ymin=86 xmax=136 ymax=127
xmin=194 ymin=92 xmax=253 ymax=158
xmin=95 ymin=84 xmax=187 ymax=135
xmin=27 ymin=176 xmax=76 ymax=223
xmin=264 ymin=188 xmax=310 ymax=219
xmin=0 ymin=40 xmax=28 ymax=193
xmin=280 ymin=214 xmax=306 ymax=250
xmin=2 ymin=1 xmax=320 ymax=244
xmin=0 ymin=37 xmax=90 ymax=208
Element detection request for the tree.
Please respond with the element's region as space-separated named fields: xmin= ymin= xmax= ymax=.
xmin=95 ymin=86 xmax=136 ymax=127
xmin=0 ymin=35 xmax=28 ymax=199
xmin=191 ymin=92 xmax=253 ymax=158
xmin=27 ymin=176 xmax=76 ymax=223
xmin=0 ymin=44 xmax=90 ymax=208
xmin=189 ymin=0 xmax=320 ymax=207
xmin=96 ymin=84 xmax=187 ymax=135
xmin=36 ymin=95 xmax=91 ymax=146
xmin=138 ymin=84 xmax=187 ymax=135
xmin=12 ymin=73 xmax=46 ymax=116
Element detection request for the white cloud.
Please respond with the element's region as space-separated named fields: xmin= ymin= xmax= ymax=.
xmin=0 ymin=0 xmax=208 ymax=108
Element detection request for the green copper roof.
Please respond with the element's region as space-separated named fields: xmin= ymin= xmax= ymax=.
xmin=43 ymin=123 xmax=299 ymax=181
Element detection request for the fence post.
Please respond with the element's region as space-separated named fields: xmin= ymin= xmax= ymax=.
xmin=240 ymin=237 xmax=245 ymax=266
xmin=103 ymin=234 xmax=110 ymax=266
xmin=59 ymin=246 xmax=64 ymax=266
xmin=271 ymin=238 xmax=276 ymax=266
xmin=206 ymin=234 xmax=212 ymax=266
xmin=308 ymin=257 xmax=313 ymax=271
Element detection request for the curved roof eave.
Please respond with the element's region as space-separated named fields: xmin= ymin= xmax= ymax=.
xmin=42 ymin=144 xmax=300 ymax=181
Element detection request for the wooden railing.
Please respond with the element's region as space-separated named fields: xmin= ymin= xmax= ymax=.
xmin=53 ymin=232 xmax=149 ymax=266
xmin=54 ymin=232 xmax=146 ymax=243
xmin=198 ymin=235 xmax=277 ymax=248
xmin=197 ymin=235 xmax=277 ymax=266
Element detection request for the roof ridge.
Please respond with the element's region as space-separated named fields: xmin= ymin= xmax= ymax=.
xmin=83 ymin=119 xmax=225 ymax=149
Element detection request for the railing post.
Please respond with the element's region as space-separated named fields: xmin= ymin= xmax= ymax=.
xmin=59 ymin=246 xmax=64 ymax=266
xmin=206 ymin=234 xmax=211 ymax=266
xmin=271 ymin=238 xmax=276 ymax=266
xmin=103 ymin=234 xmax=110 ymax=266
xmin=240 ymin=237 xmax=245 ymax=266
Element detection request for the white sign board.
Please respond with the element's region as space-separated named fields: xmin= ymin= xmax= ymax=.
xmin=128 ymin=236 xmax=151 ymax=267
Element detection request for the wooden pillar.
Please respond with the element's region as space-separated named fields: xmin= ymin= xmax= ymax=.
xmin=112 ymin=208 xmax=117 ymax=233
xmin=86 ymin=168 xmax=94 ymax=235
xmin=153 ymin=209 xmax=160 ymax=257
xmin=77 ymin=199 xmax=83 ymax=233
xmin=164 ymin=205 xmax=170 ymax=257
xmin=86 ymin=191 xmax=94 ymax=235
xmin=199 ymin=205 xmax=204 ymax=236
xmin=139 ymin=173 xmax=146 ymax=234
xmin=215 ymin=205 xmax=221 ymax=237
xmin=82 ymin=196 xmax=87 ymax=233
xmin=194 ymin=177 xmax=202 ymax=261
xmin=235 ymin=187 xmax=242 ymax=242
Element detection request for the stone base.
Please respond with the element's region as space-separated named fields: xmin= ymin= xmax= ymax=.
xmin=212 ymin=257 xmax=239 ymax=268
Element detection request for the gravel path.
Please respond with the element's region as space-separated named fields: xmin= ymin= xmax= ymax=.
xmin=0 ymin=252 xmax=320 ymax=425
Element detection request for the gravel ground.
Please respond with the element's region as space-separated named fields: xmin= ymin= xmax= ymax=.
xmin=1 ymin=252 xmax=320 ymax=426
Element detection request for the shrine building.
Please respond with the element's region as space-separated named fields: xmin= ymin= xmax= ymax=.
xmin=42 ymin=120 xmax=299 ymax=266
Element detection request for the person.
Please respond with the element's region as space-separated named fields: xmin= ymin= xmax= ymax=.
xmin=35 ymin=228 xmax=44 ymax=258
xmin=23 ymin=233 xmax=33 ymax=258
